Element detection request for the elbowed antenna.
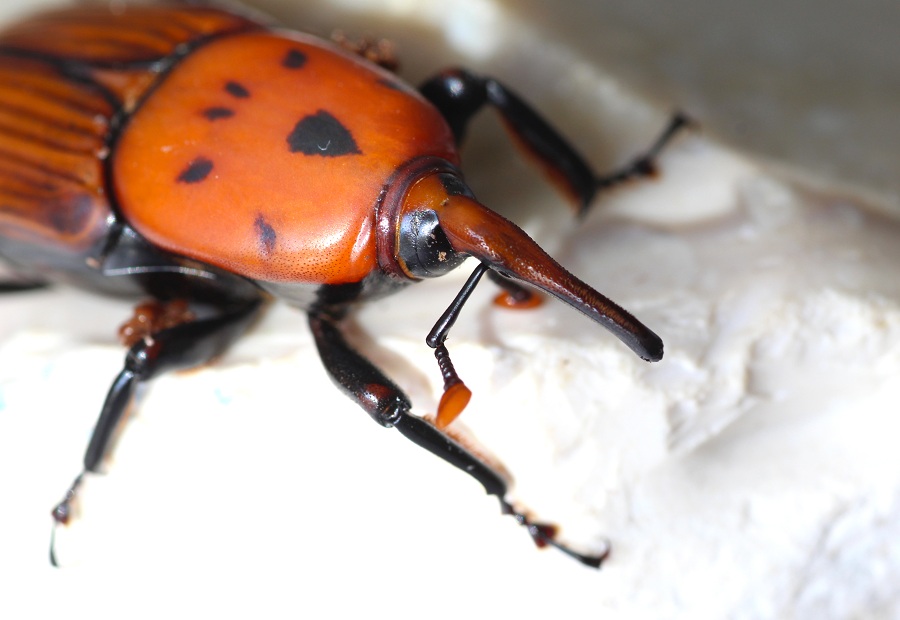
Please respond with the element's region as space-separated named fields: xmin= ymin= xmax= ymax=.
xmin=434 ymin=195 xmax=663 ymax=362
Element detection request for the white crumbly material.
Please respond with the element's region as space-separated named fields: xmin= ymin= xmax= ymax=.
xmin=1 ymin=0 xmax=898 ymax=618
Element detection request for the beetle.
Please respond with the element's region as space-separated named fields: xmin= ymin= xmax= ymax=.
xmin=0 ymin=3 xmax=687 ymax=567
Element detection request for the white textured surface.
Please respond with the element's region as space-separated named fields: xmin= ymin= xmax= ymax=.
xmin=1 ymin=1 xmax=899 ymax=619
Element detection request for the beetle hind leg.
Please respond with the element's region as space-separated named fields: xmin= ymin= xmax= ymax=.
xmin=420 ymin=68 xmax=691 ymax=216
xmin=50 ymin=296 xmax=262 ymax=565
xmin=309 ymin=307 xmax=607 ymax=568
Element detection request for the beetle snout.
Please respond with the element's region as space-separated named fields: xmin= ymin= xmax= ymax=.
xmin=384 ymin=165 xmax=662 ymax=362
xmin=432 ymin=194 xmax=664 ymax=363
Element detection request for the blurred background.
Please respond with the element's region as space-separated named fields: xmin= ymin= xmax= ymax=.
xmin=509 ymin=0 xmax=900 ymax=204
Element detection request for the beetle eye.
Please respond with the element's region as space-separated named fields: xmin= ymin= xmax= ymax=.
xmin=392 ymin=169 xmax=474 ymax=279
xmin=438 ymin=173 xmax=475 ymax=199
xmin=397 ymin=208 xmax=466 ymax=278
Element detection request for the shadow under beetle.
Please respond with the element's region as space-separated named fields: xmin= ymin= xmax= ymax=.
xmin=0 ymin=4 xmax=688 ymax=567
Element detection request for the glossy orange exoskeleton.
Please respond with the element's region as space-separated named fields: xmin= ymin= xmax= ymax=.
xmin=0 ymin=4 xmax=687 ymax=567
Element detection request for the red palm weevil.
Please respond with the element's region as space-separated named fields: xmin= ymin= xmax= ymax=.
xmin=0 ymin=4 xmax=688 ymax=567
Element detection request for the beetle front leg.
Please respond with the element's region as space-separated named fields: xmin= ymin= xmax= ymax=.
xmin=420 ymin=68 xmax=690 ymax=215
xmin=308 ymin=308 xmax=607 ymax=567
xmin=50 ymin=297 xmax=262 ymax=564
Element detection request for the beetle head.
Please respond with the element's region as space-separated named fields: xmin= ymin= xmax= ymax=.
xmin=378 ymin=157 xmax=663 ymax=362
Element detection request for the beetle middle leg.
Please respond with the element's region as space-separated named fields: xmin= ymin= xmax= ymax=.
xmin=419 ymin=68 xmax=691 ymax=215
xmin=308 ymin=306 xmax=606 ymax=567
xmin=50 ymin=296 xmax=262 ymax=564
xmin=0 ymin=279 xmax=47 ymax=292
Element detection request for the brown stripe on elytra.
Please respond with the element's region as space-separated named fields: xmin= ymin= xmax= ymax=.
xmin=59 ymin=35 xmax=174 ymax=59
xmin=0 ymin=182 xmax=55 ymax=201
xmin=3 ymin=29 xmax=171 ymax=60
xmin=0 ymin=165 xmax=64 ymax=195
xmin=201 ymin=107 xmax=235 ymax=120
xmin=0 ymin=158 xmax=85 ymax=192
xmin=95 ymin=20 xmax=202 ymax=49
xmin=0 ymin=7 xmax=257 ymax=66
xmin=0 ymin=73 xmax=112 ymax=118
xmin=18 ymin=17 xmax=199 ymax=57
xmin=73 ymin=20 xmax=205 ymax=53
xmin=224 ymin=81 xmax=250 ymax=98
xmin=282 ymin=49 xmax=307 ymax=69
xmin=286 ymin=111 xmax=361 ymax=157
xmin=0 ymin=145 xmax=93 ymax=185
xmin=0 ymin=100 xmax=107 ymax=139
xmin=0 ymin=120 xmax=99 ymax=156
xmin=176 ymin=157 xmax=214 ymax=183
xmin=254 ymin=213 xmax=277 ymax=256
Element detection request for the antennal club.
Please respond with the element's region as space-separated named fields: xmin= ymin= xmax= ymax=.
xmin=426 ymin=262 xmax=490 ymax=428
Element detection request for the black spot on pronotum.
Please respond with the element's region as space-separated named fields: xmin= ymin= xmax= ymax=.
xmin=176 ymin=157 xmax=214 ymax=184
xmin=255 ymin=214 xmax=277 ymax=256
xmin=287 ymin=111 xmax=361 ymax=157
xmin=224 ymin=81 xmax=250 ymax=98
xmin=282 ymin=49 xmax=307 ymax=69
xmin=202 ymin=107 xmax=235 ymax=120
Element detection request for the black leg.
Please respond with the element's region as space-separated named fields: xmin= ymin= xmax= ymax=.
xmin=0 ymin=280 xmax=47 ymax=293
xmin=420 ymin=68 xmax=690 ymax=215
xmin=50 ymin=296 xmax=262 ymax=563
xmin=593 ymin=112 xmax=693 ymax=194
xmin=308 ymin=307 xmax=606 ymax=567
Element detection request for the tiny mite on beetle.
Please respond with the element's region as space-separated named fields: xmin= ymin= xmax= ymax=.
xmin=0 ymin=3 xmax=689 ymax=567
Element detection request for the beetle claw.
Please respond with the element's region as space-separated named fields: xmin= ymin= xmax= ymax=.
xmin=500 ymin=499 xmax=609 ymax=569
xmin=51 ymin=472 xmax=84 ymax=526
xmin=49 ymin=523 xmax=61 ymax=568
xmin=49 ymin=472 xmax=86 ymax=568
xmin=593 ymin=111 xmax=695 ymax=193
